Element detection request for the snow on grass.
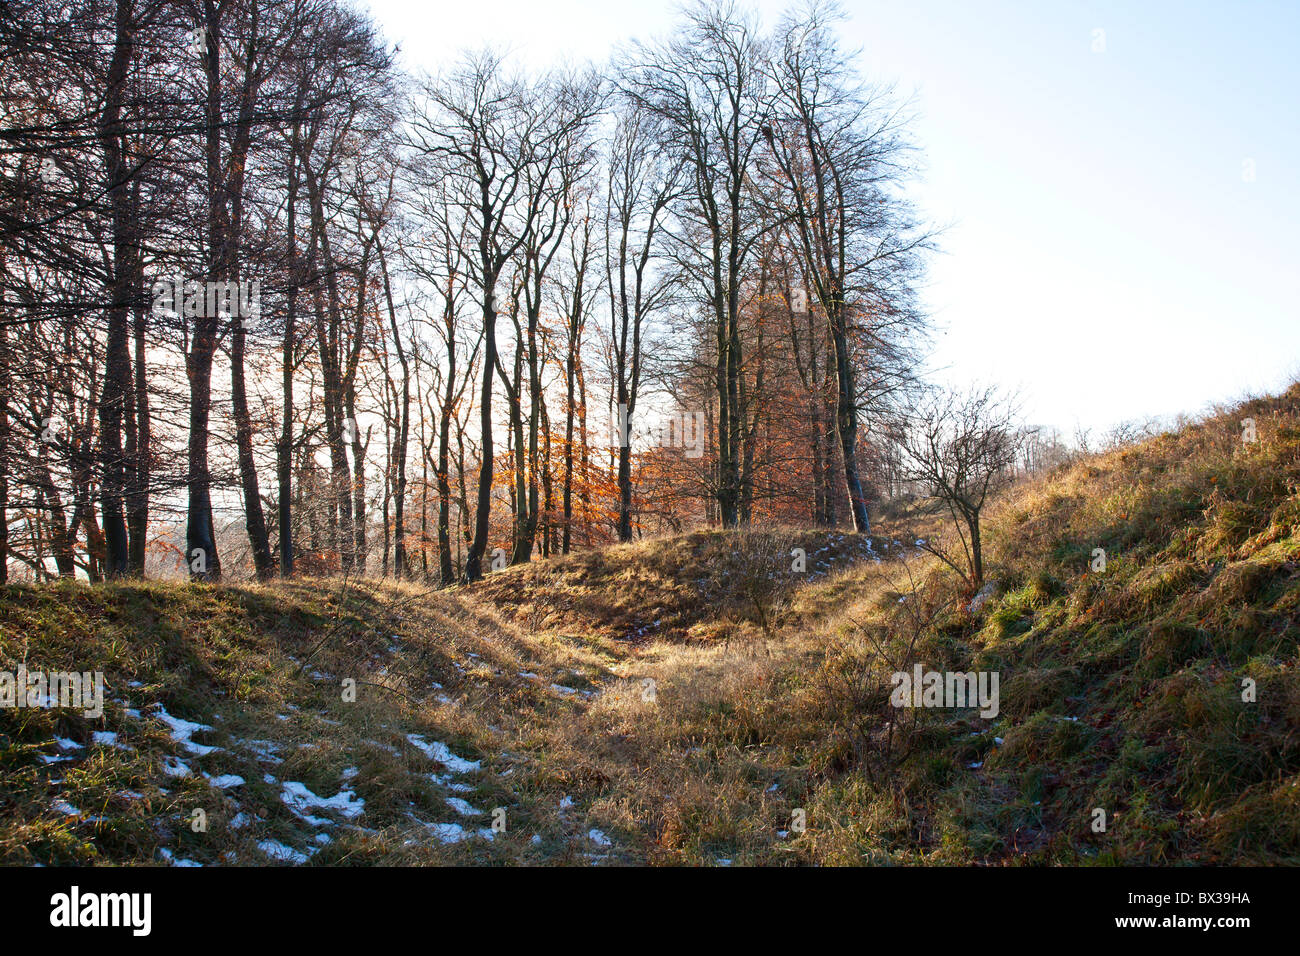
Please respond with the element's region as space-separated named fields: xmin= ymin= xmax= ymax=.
xmin=429 ymin=773 xmax=474 ymax=793
xmin=406 ymin=733 xmax=480 ymax=773
xmin=257 ymin=839 xmax=309 ymax=864
xmin=238 ymin=739 xmax=283 ymax=763
xmin=158 ymin=848 xmax=202 ymax=867
xmin=588 ymin=828 xmax=612 ymax=847
xmin=427 ymin=822 xmax=495 ymax=844
xmin=161 ymin=756 xmax=191 ymax=777
xmin=151 ymin=705 xmax=218 ymax=756
xmin=203 ymin=773 xmax=245 ymax=789
xmin=445 ymin=797 xmax=482 ymax=817
xmin=280 ymin=781 xmax=365 ymax=822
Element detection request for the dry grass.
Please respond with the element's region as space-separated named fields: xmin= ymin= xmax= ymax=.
xmin=4 ymin=385 xmax=1299 ymax=865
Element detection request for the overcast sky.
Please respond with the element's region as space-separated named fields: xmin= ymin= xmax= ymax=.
xmin=362 ymin=0 xmax=1300 ymax=438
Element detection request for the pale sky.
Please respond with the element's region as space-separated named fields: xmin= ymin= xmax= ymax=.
xmin=362 ymin=0 xmax=1300 ymax=438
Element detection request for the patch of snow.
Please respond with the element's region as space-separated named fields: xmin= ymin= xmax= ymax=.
xmin=429 ymin=773 xmax=475 ymax=793
xmin=588 ymin=828 xmax=612 ymax=847
xmin=158 ymin=848 xmax=202 ymax=867
xmin=281 ymin=781 xmax=365 ymax=821
xmin=162 ymin=756 xmax=191 ymax=777
xmin=257 ymin=839 xmax=308 ymax=864
xmin=152 ymin=705 xmax=218 ymax=756
xmin=239 ymin=739 xmax=283 ymax=763
xmin=92 ymin=731 xmax=128 ymax=749
xmin=427 ymin=822 xmax=495 ymax=844
xmin=406 ymin=734 xmax=480 ymax=774
xmin=445 ymin=797 xmax=482 ymax=817
xmin=204 ymin=773 xmax=245 ymax=789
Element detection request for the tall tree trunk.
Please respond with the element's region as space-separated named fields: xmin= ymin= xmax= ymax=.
xmin=188 ymin=1 xmax=223 ymax=582
xmin=562 ymin=331 xmax=577 ymax=553
xmin=829 ymin=307 xmax=870 ymax=533
xmin=96 ymin=0 xmax=134 ymax=577
xmin=0 ymin=307 xmax=9 ymax=584
xmin=436 ymin=343 xmax=456 ymax=586
xmin=126 ymin=261 xmax=150 ymax=573
xmin=378 ymin=240 xmax=409 ymax=578
xmin=305 ymin=167 xmax=354 ymax=572
xmin=226 ymin=2 xmax=272 ymax=579
xmin=232 ymin=311 xmax=274 ymax=578
xmin=465 ymin=294 xmax=496 ymax=583
xmin=279 ymin=124 xmax=300 ymax=577
xmin=348 ymin=390 xmax=367 ymax=573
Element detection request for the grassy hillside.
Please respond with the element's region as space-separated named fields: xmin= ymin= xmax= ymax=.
xmin=2 ymin=387 xmax=1297 ymax=865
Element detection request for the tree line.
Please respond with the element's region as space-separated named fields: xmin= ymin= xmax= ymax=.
xmin=0 ymin=0 xmax=945 ymax=586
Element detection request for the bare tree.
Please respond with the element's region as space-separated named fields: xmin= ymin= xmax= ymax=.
xmin=410 ymin=53 xmax=598 ymax=581
xmin=893 ymin=386 xmax=1020 ymax=589
xmin=604 ymin=98 xmax=680 ymax=541
xmin=764 ymin=0 xmax=932 ymax=535
xmin=622 ymin=0 xmax=772 ymax=528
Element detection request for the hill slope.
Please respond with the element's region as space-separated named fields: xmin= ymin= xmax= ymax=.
xmin=2 ymin=386 xmax=1297 ymax=865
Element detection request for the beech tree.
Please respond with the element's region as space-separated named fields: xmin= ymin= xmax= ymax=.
xmin=764 ymin=1 xmax=932 ymax=535
xmin=0 ymin=0 xmax=934 ymax=585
